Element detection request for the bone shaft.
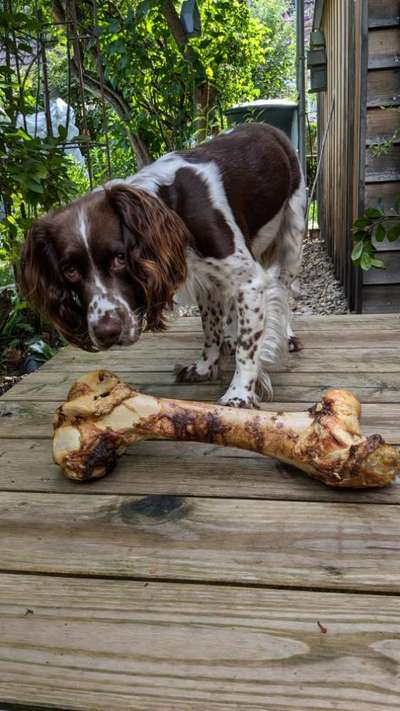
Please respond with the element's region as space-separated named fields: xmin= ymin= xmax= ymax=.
xmin=133 ymin=396 xmax=312 ymax=462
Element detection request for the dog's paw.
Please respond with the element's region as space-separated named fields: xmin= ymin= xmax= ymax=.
xmin=219 ymin=396 xmax=257 ymax=409
xmin=218 ymin=387 xmax=258 ymax=409
xmin=175 ymin=363 xmax=217 ymax=383
xmin=288 ymin=336 xmax=303 ymax=353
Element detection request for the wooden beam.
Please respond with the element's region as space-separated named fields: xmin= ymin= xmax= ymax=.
xmin=368 ymin=0 xmax=400 ymax=28
xmin=1 ymin=492 xmax=400 ymax=591
xmin=0 ymin=432 xmax=399 ymax=502
xmin=2 ymin=573 xmax=400 ymax=711
xmin=367 ymin=68 xmax=400 ymax=107
xmin=368 ymin=27 xmax=400 ymax=69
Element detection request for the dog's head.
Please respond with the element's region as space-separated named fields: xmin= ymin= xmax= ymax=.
xmin=19 ymin=184 xmax=189 ymax=350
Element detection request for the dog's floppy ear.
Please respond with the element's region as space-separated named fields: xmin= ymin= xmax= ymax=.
xmin=19 ymin=218 xmax=92 ymax=350
xmin=107 ymin=184 xmax=189 ymax=330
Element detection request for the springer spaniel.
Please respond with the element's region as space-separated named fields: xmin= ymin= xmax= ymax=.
xmin=20 ymin=123 xmax=306 ymax=407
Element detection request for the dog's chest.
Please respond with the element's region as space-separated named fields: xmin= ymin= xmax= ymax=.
xmin=174 ymin=248 xmax=232 ymax=306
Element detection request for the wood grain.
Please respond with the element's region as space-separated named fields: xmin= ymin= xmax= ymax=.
xmin=363 ymin=252 xmax=400 ymax=284
xmin=1 ymin=573 xmax=400 ymax=711
xmin=368 ymin=0 xmax=400 ymax=28
xmin=2 ymin=400 xmax=400 ymax=442
xmin=1 ymin=492 xmax=400 ymax=592
xmin=1 ymin=315 xmax=400 ymax=708
xmin=363 ymin=284 xmax=400 ymax=313
xmin=165 ymin=315 xmax=400 ymax=331
xmin=0 ymin=436 xmax=399 ymax=503
xmin=365 ymin=144 xmax=400 ymax=183
xmin=3 ymin=369 xmax=400 ymax=403
xmin=41 ymin=348 xmax=400 ymax=373
xmin=367 ymin=68 xmax=400 ymax=107
xmin=33 ymin=328 xmax=400 ymax=354
xmin=366 ymin=107 xmax=400 ymax=145
xmin=368 ymin=27 xmax=400 ymax=69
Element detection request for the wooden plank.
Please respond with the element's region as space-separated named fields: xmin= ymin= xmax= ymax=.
xmin=3 ymin=370 xmax=400 ymax=403
xmin=366 ymin=107 xmax=400 ymax=145
xmin=368 ymin=27 xmax=400 ymax=69
xmin=368 ymin=0 xmax=400 ymax=28
xmin=366 ymin=181 xmax=400 ymax=212
xmin=1 ymin=574 xmax=400 ymax=711
xmin=362 ymin=283 xmax=400 ymax=312
xmin=41 ymin=348 xmax=400 ymax=373
xmin=35 ymin=328 xmax=399 ymax=353
xmin=0 ymin=436 xmax=399 ymax=503
xmin=363 ymin=252 xmax=400 ymax=284
xmin=365 ymin=144 xmax=400 ymax=182
xmin=165 ymin=314 xmax=400 ymax=331
xmin=368 ymin=182 xmax=400 ymax=252
xmin=367 ymin=68 xmax=400 ymax=107
xmin=2 ymin=400 xmax=400 ymax=443
xmin=0 ymin=492 xmax=400 ymax=591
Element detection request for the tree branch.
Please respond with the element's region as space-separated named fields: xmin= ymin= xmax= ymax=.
xmin=52 ymin=0 xmax=151 ymax=168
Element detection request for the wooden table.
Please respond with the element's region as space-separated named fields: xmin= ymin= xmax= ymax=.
xmin=0 ymin=314 xmax=399 ymax=710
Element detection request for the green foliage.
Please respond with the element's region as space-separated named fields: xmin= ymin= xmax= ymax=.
xmin=0 ymin=122 xmax=81 ymax=261
xmin=351 ymin=195 xmax=400 ymax=271
xmin=370 ymin=129 xmax=400 ymax=157
xmin=249 ymin=0 xmax=296 ymax=99
xmin=0 ymin=0 xmax=298 ymax=368
xmin=0 ymin=286 xmax=58 ymax=366
xmin=94 ymin=0 xmax=269 ymax=156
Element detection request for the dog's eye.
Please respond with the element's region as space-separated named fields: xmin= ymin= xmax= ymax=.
xmin=112 ymin=253 xmax=126 ymax=270
xmin=63 ymin=266 xmax=80 ymax=281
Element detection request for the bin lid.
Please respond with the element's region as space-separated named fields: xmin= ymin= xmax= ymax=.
xmin=226 ymin=99 xmax=298 ymax=113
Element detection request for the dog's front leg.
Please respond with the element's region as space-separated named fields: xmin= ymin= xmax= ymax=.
xmin=219 ymin=268 xmax=268 ymax=408
xmin=176 ymin=286 xmax=224 ymax=383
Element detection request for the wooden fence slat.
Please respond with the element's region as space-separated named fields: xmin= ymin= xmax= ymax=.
xmin=0 ymin=492 xmax=400 ymax=591
xmin=0 ymin=437 xmax=399 ymax=503
xmin=367 ymin=68 xmax=400 ymax=107
xmin=368 ymin=27 xmax=400 ymax=69
xmin=368 ymin=0 xmax=400 ymax=28
xmin=1 ymin=573 xmax=400 ymax=711
xmin=365 ymin=144 xmax=400 ymax=182
xmin=366 ymin=107 xmax=400 ymax=145
xmin=363 ymin=252 xmax=400 ymax=284
xmin=363 ymin=284 xmax=400 ymax=313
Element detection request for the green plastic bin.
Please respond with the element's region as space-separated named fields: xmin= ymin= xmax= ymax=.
xmin=225 ymin=99 xmax=299 ymax=149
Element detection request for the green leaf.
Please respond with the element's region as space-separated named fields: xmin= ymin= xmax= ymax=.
xmin=365 ymin=207 xmax=382 ymax=219
xmin=395 ymin=193 xmax=400 ymax=214
xmin=108 ymin=19 xmax=121 ymax=33
xmin=26 ymin=180 xmax=44 ymax=194
xmin=353 ymin=231 xmax=367 ymax=242
xmin=360 ymin=252 xmax=372 ymax=271
xmin=370 ymin=258 xmax=385 ymax=269
xmin=351 ymin=241 xmax=364 ymax=260
xmin=387 ymin=223 xmax=400 ymax=242
xmin=137 ymin=0 xmax=157 ymax=19
xmin=375 ymin=223 xmax=386 ymax=242
xmin=353 ymin=218 xmax=370 ymax=229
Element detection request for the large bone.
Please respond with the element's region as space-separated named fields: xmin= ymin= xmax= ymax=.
xmin=53 ymin=370 xmax=399 ymax=488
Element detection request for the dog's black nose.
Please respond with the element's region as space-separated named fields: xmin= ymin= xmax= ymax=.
xmin=93 ymin=317 xmax=122 ymax=348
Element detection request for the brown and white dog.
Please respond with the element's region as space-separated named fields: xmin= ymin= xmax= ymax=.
xmin=20 ymin=123 xmax=306 ymax=407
